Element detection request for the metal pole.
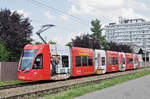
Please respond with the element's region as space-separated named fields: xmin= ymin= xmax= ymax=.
xmin=35 ymin=24 xmax=55 ymax=44
xmin=144 ymin=37 xmax=146 ymax=67
xmin=36 ymin=33 xmax=47 ymax=44
xmin=145 ymin=47 xmax=146 ymax=67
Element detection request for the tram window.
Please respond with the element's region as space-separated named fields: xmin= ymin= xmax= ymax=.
xmin=127 ymin=58 xmax=133 ymax=64
xmin=115 ymin=58 xmax=118 ymax=65
xmin=62 ymin=56 xmax=69 ymax=67
xmin=82 ymin=56 xmax=87 ymax=66
xmin=33 ymin=54 xmax=43 ymax=69
xmin=88 ymin=56 xmax=93 ymax=66
xmin=76 ymin=56 xmax=81 ymax=67
xmin=123 ymin=58 xmax=125 ymax=64
xmin=112 ymin=57 xmax=114 ymax=65
xmin=108 ymin=57 xmax=111 ymax=65
xmin=102 ymin=57 xmax=105 ymax=65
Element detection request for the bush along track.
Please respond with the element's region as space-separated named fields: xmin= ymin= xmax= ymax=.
xmin=44 ymin=69 xmax=150 ymax=99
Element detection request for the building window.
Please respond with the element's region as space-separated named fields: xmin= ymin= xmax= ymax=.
xmin=76 ymin=56 xmax=81 ymax=67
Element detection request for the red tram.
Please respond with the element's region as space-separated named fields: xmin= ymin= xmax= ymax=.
xmin=106 ymin=51 xmax=119 ymax=72
xmin=18 ymin=44 xmax=51 ymax=80
xmin=126 ymin=53 xmax=134 ymax=70
xmin=72 ymin=47 xmax=94 ymax=76
xmin=18 ymin=44 xmax=143 ymax=81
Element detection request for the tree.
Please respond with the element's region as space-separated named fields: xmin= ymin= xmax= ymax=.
xmin=33 ymin=41 xmax=43 ymax=45
xmin=71 ymin=34 xmax=101 ymax=49
xmin=119 ymin=43 xmax=133 ymax=53
xmin=48 ymin=40 xmax=56 ymax=44
xmin=90 ymin=19 xmax=109 ymax=49
xmin=91 ymin=19 xmax=103 ymax=39
xmin=107 ymin=41 xmax=133 ymax=53
xmin=66 ymin=42 xmax=72 ymax=47
xmin=0 ymin=42 xmax=11 ymax=62
xmin=0 ymin=9 xmax=33 ymax=61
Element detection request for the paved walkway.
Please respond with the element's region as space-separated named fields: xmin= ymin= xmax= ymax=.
xmin=73 ymin=74 xmax=150 ymax=99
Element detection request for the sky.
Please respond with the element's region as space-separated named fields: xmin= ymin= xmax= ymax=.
xmin=0 ymin=0 xmax=150 ymax=45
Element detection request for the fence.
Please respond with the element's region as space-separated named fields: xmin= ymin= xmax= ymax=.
xmin=0 ymin=62 xmax=18 ymax=81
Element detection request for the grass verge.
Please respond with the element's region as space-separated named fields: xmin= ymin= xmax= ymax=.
xmin=0 ymin=80 xmax=31 ymax=86
xmin=44 ymin=69 xmax=150 ymax=99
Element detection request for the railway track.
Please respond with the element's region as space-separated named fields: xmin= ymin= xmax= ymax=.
xmin=0 ymin=67 xmax=149 ymax=99
xmin=0 ymin=80 xmax=53 ymax=90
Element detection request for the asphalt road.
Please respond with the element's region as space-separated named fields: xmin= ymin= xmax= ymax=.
xmin=73 ymin=74 xmax=150 ymax=99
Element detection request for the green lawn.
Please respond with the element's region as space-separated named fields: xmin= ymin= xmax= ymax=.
xmin=43 ymin=69 xmax=150 ymax=99
xmin=0 ymin=80 xmax=31 ymax=86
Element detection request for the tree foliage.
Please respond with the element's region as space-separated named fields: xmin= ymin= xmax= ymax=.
xmin=48 ymin=40 xmax=56 ymax=44
xmin=0 ymin=9 xmax=33 ymax=61
xmin=107 ymin=42 xmax=133 ymax=53
xmin=90 ymin=19 xmax=109 ymax=49
xmin=0 ymin=42 xmax=11 ymax=62
xmin=33 ymin=41 xmax=43 ymax=45
xmin=68 ymin=18 xmax=133 ymax=53
xmin=91 ymin=19 xmax=103 ymax=39
xmin=66 ymin=42 xmax=72 ymax=47
xmin=71 ymin=34 xmax=101 ymax=49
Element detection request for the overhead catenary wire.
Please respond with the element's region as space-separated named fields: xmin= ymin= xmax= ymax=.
xmin=31 ymin=19 xmax=80 ymax=32
xmin=26 ymin=0 xmax=89 ymax=26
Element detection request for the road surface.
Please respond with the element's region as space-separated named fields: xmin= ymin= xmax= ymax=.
xmin=74 ymin=74 xmax=150 ymax=99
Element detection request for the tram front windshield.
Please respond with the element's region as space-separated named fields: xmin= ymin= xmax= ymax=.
xmin=20 ymin=49 xmax=38 ymax=71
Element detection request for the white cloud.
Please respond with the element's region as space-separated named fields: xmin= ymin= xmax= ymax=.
xmin=69 ymin=0 xmax=124 ymax=15
xmin=44 ymin=11 xmax=55 ymax=20
xmin=125 ymin=0 xmax=148 ymax=11
xmin=61 ymin=14 xmax=69 ymax=20
xmin=53 ymin=32 xmax=83 ymax=45
xmin=15 ymin=9 xmax=30 ymax=17
xmin=68 ymin=0 xmax=150 ymax=22
xmin=68 ymin=5 xmax=80 ymax=15
xmin=118 ymin=8 xmax=150 ymax=21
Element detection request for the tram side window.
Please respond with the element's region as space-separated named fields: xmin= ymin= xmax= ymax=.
xmin=123 ymin=58 xmax=125 ymax=64
xmin=82 ymin=56 xmax=87 ymax=66
xmin=102 ymin=57 xmax=105 ymax=65
xmin=112 ymin=57 xmax=115 ymax=65
xmin=127 ymin=58 xmax=133 ymax=64
xmin=62 ymin=56 xmax=69 ymax=67
xmin=115 ymin=58 xmax=118 ymax=65
xmin=108 ymin=57 xmax=111 ymax=65
xmin=33 ymin=54 xmax=43 ymax=69
xmin=88 ymin=56 xmax=93 ymax=66
xmin=76 ymin=56 xmax=81 ymax=67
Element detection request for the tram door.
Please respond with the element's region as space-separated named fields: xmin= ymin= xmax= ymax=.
xmin=94 ymin=50 xmax=106 ymax=74
xmin=50 ymin=44 xmax=71 ymax=80
xmin=133 ymin=54 xmax=138 ymax=69
xmin=119 ymin=52 xmax=126 ymax=71
xmin=138 ymin=54 xmax=143 ymax=68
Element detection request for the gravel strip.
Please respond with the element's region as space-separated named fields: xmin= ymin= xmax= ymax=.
xmin=0 ymin=68 xmax=149 ymax=99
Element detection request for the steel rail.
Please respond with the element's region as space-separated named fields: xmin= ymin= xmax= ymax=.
xmin=0 ymin=67 xmax=149 ymax=99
